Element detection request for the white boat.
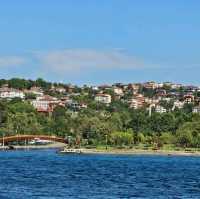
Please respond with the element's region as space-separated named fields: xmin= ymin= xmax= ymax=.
xmin=59 ymin=147 xmax=82 ymax=154
xmin=28 ymin=138 xmax=52 ymax=145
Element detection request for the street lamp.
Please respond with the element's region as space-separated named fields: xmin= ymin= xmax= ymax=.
xmin=105 ymin=134 xmax=108 ymax=150
xmin=2 ymin=133 xmax=4 ymax=150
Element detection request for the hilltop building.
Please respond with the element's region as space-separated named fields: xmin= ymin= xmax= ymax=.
xmin=193 ymin=106 xmax=200 ymax=114
xmin=155 ymin=105 xmax=167 ymax=113
xmin=31 ymin=95 xmax=63 ymax=113
xmin=0 ymin=87 xmax=25 ymax=99
xmin=128 ymin=94 xmax=145 ymax=109
xmin=95 ymin=94 xmax=112 ymax=104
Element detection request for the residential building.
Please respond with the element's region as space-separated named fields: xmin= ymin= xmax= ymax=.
xmin=129 ymin=94 xmax=145 ymax=109
xmin=31 ymin=95 xmax=62 ymax=113
xmin=155 ymin=105 xmax=167 ymax=113
xmin=129 ymin=99 xmax=139 ymax=109
xmin=66 ymin=84 xmax=75 ymax=93
xmin=55 ymin=87 xmax=66 ymax=93
xmin=171 ymin=83 xmax=182 ymax=89
xmin=0 ymin=87 xmax=25 ymax=99
xmin=157 ymin=83 xmax=164 ymax=88
xmin=144 ymin=97 xmax=159 ymax=105
xmin=91 ymin=86 xmax=99 ymax=91
xmin=193 ymin=106 xmax=200 ymax=114
xmin=183 ymin=94 xmax=194 ymax=103
xmin=143 ymin=81 xmax=159 ymax=90
xmin=156 ymin=89 xmax=166 ymax=97
xmin=172 ymin=101 xmax=184 ymax=110
xmin=68 ymin=101 xmax=87 ymax=110
xmin=95 ymin=94 xmax=112 ymax=104
xmin=24 ymin=86 xmax=44 ymax=96
xmin=113 ymin=87 xmax=123 ymax=96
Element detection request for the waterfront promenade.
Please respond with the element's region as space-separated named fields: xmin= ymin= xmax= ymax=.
xmin=0 ymin=142 xmax=66 ymax=150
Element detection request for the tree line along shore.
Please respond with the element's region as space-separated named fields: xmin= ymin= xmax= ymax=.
xmin=0 ymin=78 xmax=200 ymax=151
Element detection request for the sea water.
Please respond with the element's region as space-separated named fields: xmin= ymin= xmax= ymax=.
xmin=0 ymin=150 xmax=200 ymax=199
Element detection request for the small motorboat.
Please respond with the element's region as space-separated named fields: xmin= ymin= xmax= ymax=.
xmin=58 ymin=147 xmax=82 ymax=154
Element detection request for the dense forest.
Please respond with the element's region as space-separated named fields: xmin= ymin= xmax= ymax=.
xmin=0 ymin=97 xmax=200 ymax=149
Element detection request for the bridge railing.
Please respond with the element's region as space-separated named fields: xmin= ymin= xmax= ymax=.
xmin=0 ymin=134 xmax=67 ymax=144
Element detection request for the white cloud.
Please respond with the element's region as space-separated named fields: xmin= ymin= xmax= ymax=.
xmin=34 ymin=49 xmax=145 ymax=74
xmin=0 ymin=56 xmax=26 ymax=67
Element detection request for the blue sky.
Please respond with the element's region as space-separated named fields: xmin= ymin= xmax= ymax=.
xmin=0 ymin=0 xmax=200 ymax=85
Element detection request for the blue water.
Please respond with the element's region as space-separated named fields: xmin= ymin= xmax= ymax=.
xmin=0 ymin=150 xmax=200 ymax=199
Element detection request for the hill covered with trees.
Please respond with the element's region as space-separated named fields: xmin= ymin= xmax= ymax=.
xmin=0 ymin=78 xmax=200 ymax=150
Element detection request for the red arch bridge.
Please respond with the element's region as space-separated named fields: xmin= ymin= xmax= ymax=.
xmin=0 ymin=135 xmax=67 ymax=145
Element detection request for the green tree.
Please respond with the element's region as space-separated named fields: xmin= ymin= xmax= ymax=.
xmin=110 ymin=131 xmax=133 ymax=146
xmin=160 ymin=132 xmax=175 ymax=144
xmin=176 ymin=121 xmax=200 ymax=147
xmin=176 ymin=128 xmax=193 ymax=148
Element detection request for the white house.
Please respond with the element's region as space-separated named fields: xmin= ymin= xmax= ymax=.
xmin=193 ymin=106 xmax=200 ymax=114
xmin=172 ymin=101 xmax=184 ymax=110
xmin=91 ymin=86 xmax=99 ymax=91
xmin=0 ymin=88 xmax=25 ymax=99
xmin=171 ymin=83 xmax=182 ymax=89
xmin=68 ymin=101 xmax=88 ymax=110
xmin=25 ymin=86 xmax=44 ymax=96
xmin=31 ymin=95 xmax=60 ymax=112
xmin=113 ymin=87 xmax=123 ymax=96
xmin=55 ymin=87 xmax=66 ymax=93
xmin=155 ymin=105 xmax=167 ymax=113
xmin=143 ymin=81 xmax=159 ymax=90
xmin=95 ymin=94 xmax=112 ymax=104
xmin=129 ymin=99 xmax=140 ymax=109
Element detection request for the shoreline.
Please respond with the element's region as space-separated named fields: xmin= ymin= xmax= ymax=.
xmin=1 ymin=144 xmax=200 ymax=157
xmin=80 ymin=148 xmax=200 ymax=157
xmin=0 ymin=142 xmax=66 ymax=150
